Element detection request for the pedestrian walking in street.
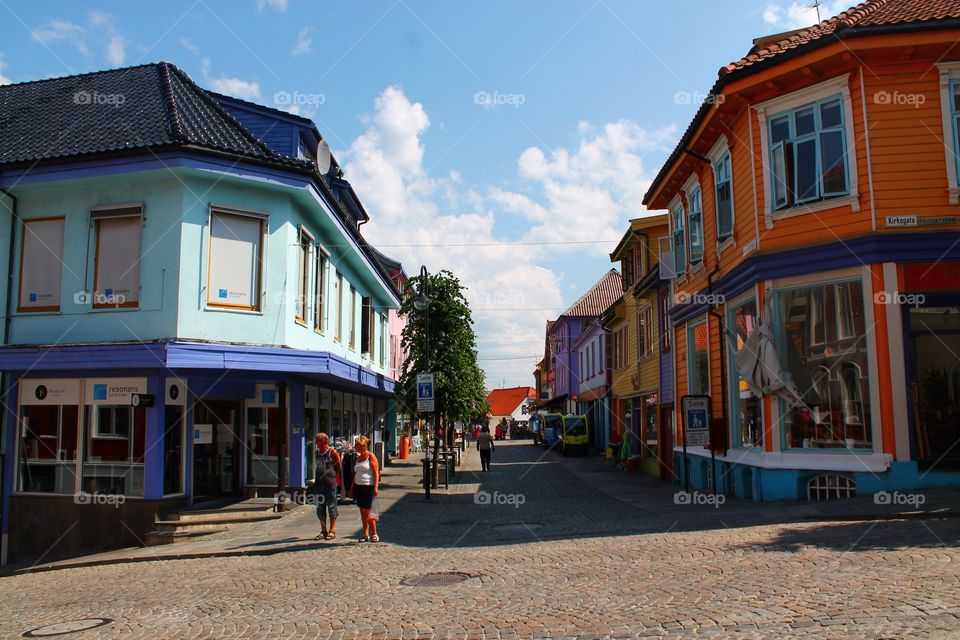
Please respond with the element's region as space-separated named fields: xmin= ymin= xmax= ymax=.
xmin=349 ymin=436 xmax=381 ymax=543
xmin=477 ymin=425 xmax=495 ymax=471
xmin=311 ymin=433 xmax=341 ymax=540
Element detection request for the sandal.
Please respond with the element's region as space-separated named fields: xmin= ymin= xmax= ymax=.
xmin=325 ymin=532 xmax=336 ymax=540
xmin=358 ymin=535 xmax=369 ymax=543
xmin=314 ymin=532 xmax=328 ymax=540
xmin=371 ymin=535 xmax=380 ymax=543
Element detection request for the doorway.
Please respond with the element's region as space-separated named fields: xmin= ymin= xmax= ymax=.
xmin=906 ymin=297 xmax=960 ymax=469
xmin=192 ymin=400 xmax=241 ymax=500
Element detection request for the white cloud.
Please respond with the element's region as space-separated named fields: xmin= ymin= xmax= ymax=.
xmin=31 ymin=19 xmax=90 ymax=56
xmin=201 ymin=57 xmax=262 ymax=101
xmin=761 ymin=1 xmax=848 ymax=30
xmin=257 ymin=0 xmax=288 ymax=13
xmin=492 ymin=120 xmax=676 ymax=254
xmin=0 ymin=54 xmax=9 ymax=85
xmin=342 ymin=86 xmax=566 ymax=386
xmin=179 ymin=36 xmax=201 ymax=55
xmin=208 ymin=76 xmax=262 ymax=101
xmin=292 ymin=26 xmax=314 ymax=56
xmin=106 ymin=36 xmax=125 ymax=66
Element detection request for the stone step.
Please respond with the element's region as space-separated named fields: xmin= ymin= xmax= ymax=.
xmin=162 ymin=505 xmax=277 ymax=524
xmin=144 ymin=528 xmax=230 ymax=547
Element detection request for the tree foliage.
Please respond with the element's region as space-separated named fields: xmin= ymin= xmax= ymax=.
xmin=396 ymin=269 xmax=487 ymax=425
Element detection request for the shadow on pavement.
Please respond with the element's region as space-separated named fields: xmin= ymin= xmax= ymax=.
xmin=736 ymin=518 xmax=960 ymax=552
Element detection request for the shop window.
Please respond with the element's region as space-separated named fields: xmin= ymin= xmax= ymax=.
xmin=82 ymin=405 xmax=146 ymax=496
xmin=246 ymin=406 xmax=285 ymax=486
xmin=714 ymin=152 xmax=734 ymax=242
xmin=163 ymin=405 xmax=185 ymax=495
xmin=18 ymin=217 xmax=65 ymax=312
xmin=769 ymin=95 xmax=848 ymax=211
xmin=92 ymin=207 xmax=142 ymax=308
xmin=207 ymin=209 xmax=264 ymax=310
xmin=729 ymin=297 xmax=762 ymax=448
xmin=314 ymin=248 xmax=327 ymax=332
xmin=18 ymin=404 xmax=79 ymax=493
xmin=295 ymin=227 xmax=312 ymax=323
xmin=687 ymin=320 xmax=709 ymax=394
xmin=777 ymin=279 xmax=871 ymax=450
xmin=687 ymin=187 xmax=703 ymax=265
xmin=807 ymin=474 xmax=855 ymax=501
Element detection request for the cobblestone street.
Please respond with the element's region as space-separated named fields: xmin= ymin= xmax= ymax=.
xmin=3 ymin=441 xmax=960 ymax=639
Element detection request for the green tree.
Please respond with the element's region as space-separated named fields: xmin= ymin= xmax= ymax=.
xmin=397 ymin=269 xmax=487 ymax=484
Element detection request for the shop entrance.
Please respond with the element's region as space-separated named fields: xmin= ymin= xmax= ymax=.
xmin=906 ymin=297 xmax=960 ymax=469
xmin=192 ymin=400 xmax=241 ymax=499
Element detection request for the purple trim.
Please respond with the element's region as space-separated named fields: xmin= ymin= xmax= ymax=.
xmin=669 ymin=232 xmax=960 ymax=325
xmin=0 ymin=341 xmax=396 ymax=393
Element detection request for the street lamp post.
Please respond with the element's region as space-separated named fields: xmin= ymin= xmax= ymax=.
xmin=413 ymin=266 xmax=431 ymax=500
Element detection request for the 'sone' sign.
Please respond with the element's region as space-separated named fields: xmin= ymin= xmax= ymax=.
xmin=682 ymin=395 xmax=710 ymax=447
xmin=417 ymin=373 xmax=435 ymax=412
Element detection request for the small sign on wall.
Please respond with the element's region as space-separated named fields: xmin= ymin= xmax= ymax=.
xmin=194 ymin=424 xmax=213 ymax=445
xmin=85 ymin=378 xmax=147 ymax=405
xmin=166 ymin=378 xmax=187 ymax=406
xmin=20 ymin=379 xmax=81 ymax=406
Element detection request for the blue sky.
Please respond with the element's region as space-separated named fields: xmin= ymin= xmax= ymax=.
xmin=0 ymin=0 xmax=850 ymax=387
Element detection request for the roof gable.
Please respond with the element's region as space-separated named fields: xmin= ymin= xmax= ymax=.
xmin=487 ymin=387 xmax=536 ymax=416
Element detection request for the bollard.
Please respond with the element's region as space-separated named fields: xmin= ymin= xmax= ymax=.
xmin=422 ymin=456 xmax=431 ymax=501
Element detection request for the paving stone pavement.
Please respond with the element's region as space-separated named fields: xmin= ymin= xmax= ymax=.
xmin=3 ymin=441 xmax=960 ymax=639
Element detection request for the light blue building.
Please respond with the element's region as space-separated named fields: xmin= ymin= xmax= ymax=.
xmin=0 ymin=63 xmax=401 ymax=563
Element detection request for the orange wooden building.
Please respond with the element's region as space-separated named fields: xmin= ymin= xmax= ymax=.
xmin=644 ymin=0 xmax=960 ymax=500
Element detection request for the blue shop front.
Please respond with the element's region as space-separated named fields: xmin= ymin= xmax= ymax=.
xmin=1 ymin=341 xmax=394 ymax=564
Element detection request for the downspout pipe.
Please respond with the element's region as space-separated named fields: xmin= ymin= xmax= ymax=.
xmin=707 ymin=258 xmax=730 ymax=493
xmin=0 ymin=188 xmax=17 ymax=346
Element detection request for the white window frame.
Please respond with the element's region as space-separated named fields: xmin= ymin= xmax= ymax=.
xmin=686 ymin=316 xmax=710 ymax=396
xmin=90 ymin=204 xmax=144 ymax=310
xmin=682 ymin=174 xmax=704 ymax=267
xmin=706 ymin=135 xmax=736 ymax=251
xmin=936 ymin=62 xmax=960 ymax=205
xmin=314 ymin=244 xmax=329 ymax=333
xmin=206 ymin=205 xmax=268 ymax=312
xmin=295 ymin=225 xmax=313 ymax=325
xmin=668 ymin=193 xmax=686 ymax=277
xmin=754 ymin=73 xmax=860 ymax=222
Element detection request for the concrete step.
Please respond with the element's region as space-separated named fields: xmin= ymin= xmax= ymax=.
xmin=144 ymin=528 xmax=230 ymax=547
xmin=154 ymin=513 xmax=283 ymax=533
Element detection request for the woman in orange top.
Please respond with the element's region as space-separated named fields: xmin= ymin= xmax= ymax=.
xmin=349 ymin=436 xmax=381 ymax=542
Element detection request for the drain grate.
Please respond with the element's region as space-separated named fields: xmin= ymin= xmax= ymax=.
xmin=401 ymin=571 xmax=473 ymax=587
xmin=23 ymin=619 xmax=113 ymax=637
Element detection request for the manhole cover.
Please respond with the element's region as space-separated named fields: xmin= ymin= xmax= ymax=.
xmin=401 ymin=571 xmax=472 ymax=587
xmin=23 ymin=619 xmax=113 ymax=637
xmin=493 ymin=522 xmax=544 ymax=533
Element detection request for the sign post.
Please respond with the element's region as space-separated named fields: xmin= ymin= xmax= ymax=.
xmin=680 ymin=395 xmax=711 ymax=492
xmin=417 ymin=373 xmax=435 ymax=413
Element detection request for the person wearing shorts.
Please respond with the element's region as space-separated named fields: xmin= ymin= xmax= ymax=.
xmin=311 ymin=433 xmax=341 ymax=540
xmin=349 ymin=436 xmax=380 ymax=542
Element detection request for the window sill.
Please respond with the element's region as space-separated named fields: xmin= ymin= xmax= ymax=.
xmin=770 ymin=193 xmax=859 ymax=221
xmin=90 ymin=306 xmax=140 ymax=313
xmin=205 ymin=305 xmax=264 ymax=316
xmin=688 ymin=261 xmax=705 ymax=276
xmin=716 ymin=236 xmax=735 ymax=256
xmin=295 ymin=319 xmax=307 ymax=328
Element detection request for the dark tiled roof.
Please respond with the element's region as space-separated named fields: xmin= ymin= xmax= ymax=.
xmin=644 ymin=0 xmax=960 ymax=205
xmin=562 ymin=269 xmax=623 ymax=318
xmin=0 ymin=62 xmax=311 ymax=169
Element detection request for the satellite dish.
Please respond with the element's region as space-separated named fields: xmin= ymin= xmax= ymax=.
xmin=316 ymin=140 xmax=331 ymax=174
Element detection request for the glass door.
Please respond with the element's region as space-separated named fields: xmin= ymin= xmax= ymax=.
xmin=907 ymin=300 xmax=960 ymax=468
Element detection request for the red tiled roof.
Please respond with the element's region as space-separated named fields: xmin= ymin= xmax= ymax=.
xmin=487 ymin=386 xmax=536 ymax=416
xmin=644 ymin=0 xmax=960 ymax=206
xmin=561 ymin=269 xmax=623 ymax=318
xmin=721 ymin=0 xmax=960 ymax=75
